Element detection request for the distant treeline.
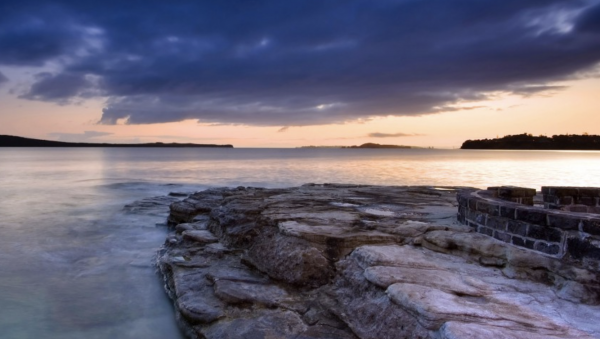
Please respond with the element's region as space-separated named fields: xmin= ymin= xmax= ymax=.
xmin=461 ymin=133 xmax=600 ymax=150
xmin=342 ymin=143 xmax=411 ymax=149
xmin=0 ymin=135 xmax=234 ymax=148
xmin=299 ymin=143 xmax=413 ymax=149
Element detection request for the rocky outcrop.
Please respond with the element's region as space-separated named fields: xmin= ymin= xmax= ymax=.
xmin=157 ymin=184 xmax=600 ymax=339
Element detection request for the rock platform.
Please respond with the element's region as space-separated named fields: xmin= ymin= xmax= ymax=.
xmin=157 ymin=184 xmax=600 ymax=338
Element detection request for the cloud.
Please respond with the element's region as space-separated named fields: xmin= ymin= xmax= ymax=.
xmin=1 ymin=0 xmax=599 ymax=125
xmin=48 ymin=130 xmax=113 ymax=142
xmin=575 ymin=2 xmax=600 ymax=33
xmin=278 ymin=126 xmax=290 ymax=133
xmin=20 ymin=72 xmax=96 ymax=103
xmin=368 ymin=132 xmax=423 ymax=138
xmin=0 ymin=4 xmax=85 ymax=66
xmin=508 ymin=84 xmax=567 ymax=97
xmin=0 ymin=71 xmax=7 ymax=85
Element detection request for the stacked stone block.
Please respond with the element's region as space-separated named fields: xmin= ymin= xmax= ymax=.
xmin=542 ymin=186 xmax=600 ymax=213
xmin=488 ymin=186 xmax=536 ymax=205
xmin=457 ymin=186 xmax=600 ymax=270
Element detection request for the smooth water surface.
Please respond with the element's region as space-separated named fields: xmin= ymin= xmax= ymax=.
xmin=1 ymin=148 xmax=599 ymax=338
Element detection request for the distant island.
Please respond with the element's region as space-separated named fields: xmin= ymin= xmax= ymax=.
xmin=0 ymin=135 xmax=234 ymax=148
xmin=298 ymin=145 xmax=346 ymax=149
xmin=461 ymin=133 xmax=600 ymax=150
xmin=300 ymin=143 xmax=414 ymax=149
xmin=343 ymin=142 xmax=412 ymax=149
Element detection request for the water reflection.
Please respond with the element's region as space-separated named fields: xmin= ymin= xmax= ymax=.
xmin=0 ymin=148 xmax=599 ymax=338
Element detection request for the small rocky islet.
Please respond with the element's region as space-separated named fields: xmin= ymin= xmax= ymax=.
xmin=156 ymin=184 xmax=600 ymax=339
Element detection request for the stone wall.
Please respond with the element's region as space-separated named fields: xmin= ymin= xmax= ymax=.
xmin=543 ymin=186 xmax=600 ymax=213
xmin=487 ymin=186 xmax=536 ymax=205
xmin=457 ymin=187 xmax=600 ymax=271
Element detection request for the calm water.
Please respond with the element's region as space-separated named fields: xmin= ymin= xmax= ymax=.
xmin=1 ymin=148 xmax=599 ymax=338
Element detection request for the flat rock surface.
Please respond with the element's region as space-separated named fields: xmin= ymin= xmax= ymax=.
xmin=158 ymin=184 xmax=600 ymax=339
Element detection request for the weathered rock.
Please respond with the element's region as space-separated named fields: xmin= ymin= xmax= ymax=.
xmin=244 ymin=228 xmax=332 ymax=287
xmin=213 ymin=280 xmax=288 ymax=306
xmin=157 ymin=184 xmax=600 ymax=339
xmin=439 ymin=321 xmax=583 ymax=339
xmin=198 ymin=309 xmax=307 ymax=339
xmin=182 ymin=230 xmax=218 ymax=244
xmin=386 ymin=283 xmax=554 ymax=331
xmin=177 ymin=293 xmax=225 ymax=325
xmin=364 ymin=266 xmax=485 ymax=296
xmin=422 ymin=229 xmax=600 ymax=303
xmin=336 ymin=244 xmax=596 ymax=338
xmin=176 ymin=220 xmax=209 ymax=233
xmin=168 ymin=189 xmax=225 ymax=225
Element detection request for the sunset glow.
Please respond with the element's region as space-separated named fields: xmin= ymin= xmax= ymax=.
xmin=1 ymin=1 xmax=599 ymax=147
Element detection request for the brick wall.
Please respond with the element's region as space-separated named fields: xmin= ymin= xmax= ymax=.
xmin=457 ymin=187 xmax=600 ymax=270
xmin=543 ymin=186 xmax=600 ymax=213
xmin=487 ymin=186 xmax=536 ymax=205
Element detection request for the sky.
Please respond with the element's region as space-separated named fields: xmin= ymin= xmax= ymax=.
xmin=0 ymin=0 xmax=599 ymax=148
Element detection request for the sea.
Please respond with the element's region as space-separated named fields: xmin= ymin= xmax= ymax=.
xmin=1 ymin=147 xmax=599 ymax=339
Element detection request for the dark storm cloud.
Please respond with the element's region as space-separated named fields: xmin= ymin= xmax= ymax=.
xmin=576 ymin=2 xmax=600 ymax=32
xmin=2 ymin=0 xmax=600 ymax=125
xmin=20 ymin=72 xmax=96 ymax=103
xmin=0 ymin=3 xmax=83 ymax=66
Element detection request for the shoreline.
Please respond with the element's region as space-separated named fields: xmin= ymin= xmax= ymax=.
xmin=0 ymin=135 xmax=233 ymax=148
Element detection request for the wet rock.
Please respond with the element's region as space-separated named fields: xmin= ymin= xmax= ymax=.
xmin=169 ymin=192 xmax=190 ymax=197
xmin=213 ymin=280 xmax=288 ymax=306
xmin=182 ymin=230 xmax=218 ymax=244
xmin=176 ymin=221 xmax=209 ymax=233
xmin=175 ymin=223 xmax=194 ymax=233
xmin=244 ymin=228 xmax=332 ymax=287
xmin=296 ymin=324 xmax=358 ymax=339
xmin=177 ymin=293 xmax=225 ymax=325
xmin=198 ymin=309 xmax=307 ymax=339
xmin=124 ymin=195 xmax=181 ymax=216
xmin=168 ymin=189 xmax=225 ymax=225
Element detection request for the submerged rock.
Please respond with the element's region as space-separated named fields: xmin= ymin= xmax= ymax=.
xmin=157 ymin=184 xmax=600 ymax=339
